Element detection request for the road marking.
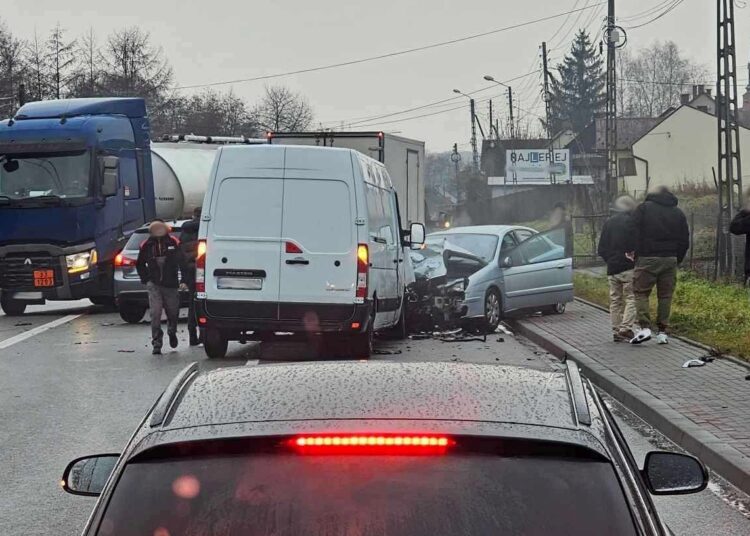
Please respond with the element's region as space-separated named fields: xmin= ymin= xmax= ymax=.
xmin=0 ymin=314 xmax=82 ymax=351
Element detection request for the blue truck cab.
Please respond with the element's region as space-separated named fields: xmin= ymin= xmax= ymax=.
xmin=0 ymin=98 xmax=155 ymax=315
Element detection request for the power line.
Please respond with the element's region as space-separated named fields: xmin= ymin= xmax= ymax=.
xmin=618 ymin=0 xmax=677 ymax=22
xmin=323 ymin=70 xmax=540 ymax=128
xmin=173 ymin=2 xmax=606 ymax=91
xmin=625 ymin=0 xmax=686 ymax=29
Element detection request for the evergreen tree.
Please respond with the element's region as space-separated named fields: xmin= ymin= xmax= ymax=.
xmin=548 ymin=30 xmax=605 ymax=134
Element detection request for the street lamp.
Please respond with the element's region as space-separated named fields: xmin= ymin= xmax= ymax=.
xmin=483 ymin=75 xmax=514 ymax=139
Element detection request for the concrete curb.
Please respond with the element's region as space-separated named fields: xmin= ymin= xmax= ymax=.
xmin=511 ymin=317 xmax=750 ymax=496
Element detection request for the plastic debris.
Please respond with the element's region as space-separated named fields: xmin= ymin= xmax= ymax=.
xmin=682 ymin=359 xmax=706 ymax=368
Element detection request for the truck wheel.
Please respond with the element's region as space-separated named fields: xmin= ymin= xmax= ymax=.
xmin=484 ymin=288 xmax=502 ymax=333
xmin=119 ymin=305 xmax=146 ymax=324
xmin=204 ymin=328 xmax=228 ymax=359
xmin=0 ymin=294 xmax=26 ymax=316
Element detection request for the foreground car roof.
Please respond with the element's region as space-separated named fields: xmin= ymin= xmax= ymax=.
xmin=165 ymin=362 xmax=576 ymax=430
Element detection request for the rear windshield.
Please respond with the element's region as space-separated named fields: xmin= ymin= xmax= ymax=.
xmin=124 ymin=229 xmax=181 ymax=251
xmin=96 ymin=452 xmax=636 ymax=536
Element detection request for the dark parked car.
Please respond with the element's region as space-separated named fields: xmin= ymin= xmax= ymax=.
xmin=62 ymin=361 xmax=707 ymax=535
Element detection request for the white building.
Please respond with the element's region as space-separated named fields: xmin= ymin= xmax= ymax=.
xmin=627 ymin=104 xmax=750 ymax=193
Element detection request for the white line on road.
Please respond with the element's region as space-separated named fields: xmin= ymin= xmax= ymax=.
xmin=0 ymin=314 xmax=83 ymax=351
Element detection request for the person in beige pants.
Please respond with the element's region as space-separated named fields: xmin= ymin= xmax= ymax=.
xmin=597 ymin=196 xmax=637 ymax=342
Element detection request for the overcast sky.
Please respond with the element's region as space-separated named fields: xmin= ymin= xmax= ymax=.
xmin=3 ymin=0 xmax=749 ymax=152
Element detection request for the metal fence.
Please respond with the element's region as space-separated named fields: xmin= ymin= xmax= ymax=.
xmin=571 ymin=208 xmax=740 ymax=281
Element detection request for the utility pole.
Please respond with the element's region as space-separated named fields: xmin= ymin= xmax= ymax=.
xmin=542 ymin=42 xmax=555 ymax=184
xmin=716 ymin=0 xmax=744 ymax=278
xmin=604 ymin=0 xmax=618 ymax=205
xmin=470 ymin=98 xmax=479 ymax=171
xmin=488 ymin=100 xmax=494 ymax=139
xmin=507 ymin=87 xmax=515 ymax=140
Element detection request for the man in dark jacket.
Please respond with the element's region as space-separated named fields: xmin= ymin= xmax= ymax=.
xmin=136 ymin=220 xmax=189 ymax=355
xmin=180 ymin=207 xmax=202 ymax=346
xmin=598 ymin=195 xmax=637 ymax=342
xmin=729 ymin=199 xmax=750 ymax=284
xmin=629 ymin=186 xmax=689 ymax=345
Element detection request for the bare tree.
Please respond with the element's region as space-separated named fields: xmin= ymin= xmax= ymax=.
xmin=26 ymin=30 xmax=49 ymax=101
xmin=253 ymin=85 xmax=314 ymax=132
xmin=0 ymin=20 xmax=27 ymax=116
xmin=99 ymin=27 xmax=173 ymax=100
xmin=47 ymin=23 xmax=76 ymax=99
xmin=70 ymin=28 xmax=100 ymax=97
xmin=620 ymin=41 xmax=709 ymax=117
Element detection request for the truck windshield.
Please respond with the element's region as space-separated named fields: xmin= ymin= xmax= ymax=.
xmin=0 ymin=151 xmax=91 ymax=200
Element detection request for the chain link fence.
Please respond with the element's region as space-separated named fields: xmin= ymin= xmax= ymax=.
xmin=571 ymin=203 xmax=742 ymax=281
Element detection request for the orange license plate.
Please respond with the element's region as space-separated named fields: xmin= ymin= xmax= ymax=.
xmin=33 ymin=270 xmax=54 ymax=287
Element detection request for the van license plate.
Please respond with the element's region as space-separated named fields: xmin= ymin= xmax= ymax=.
xmin=217 ymin=277 xmax=262 ymax=290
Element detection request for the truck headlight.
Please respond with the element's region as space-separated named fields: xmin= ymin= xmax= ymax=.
xmin=66 ymin=249 xmax=98 ymax=274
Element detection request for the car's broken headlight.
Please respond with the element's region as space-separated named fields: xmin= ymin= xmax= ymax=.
xmin=449 ymin=280 xmax=466 ymax=293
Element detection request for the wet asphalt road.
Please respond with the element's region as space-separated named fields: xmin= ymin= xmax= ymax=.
xmin=0 ymin=301 xmax=748 ymax=535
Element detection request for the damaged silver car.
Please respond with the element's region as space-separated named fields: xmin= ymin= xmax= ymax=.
xmin=408 ymin=225 xmax=573 ymax=331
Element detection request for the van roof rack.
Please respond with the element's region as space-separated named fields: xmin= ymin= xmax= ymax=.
xmin=565 ymin=361 xmax=592 ymax=426
xmin=159 ymin=134 xmax=267 ymax=145
xmin=149 ymin=362 xmax=199 ymax=428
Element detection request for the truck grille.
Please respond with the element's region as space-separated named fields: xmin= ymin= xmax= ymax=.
xmin=0 ymin=253 xmax=63 ymax=289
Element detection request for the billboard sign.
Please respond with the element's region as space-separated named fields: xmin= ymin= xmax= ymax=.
xmin=504 ymin=148 xmax=570 ymax=183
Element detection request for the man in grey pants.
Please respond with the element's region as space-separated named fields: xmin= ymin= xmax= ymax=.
xmin=136 ymin=220 xmax=189 ymax=354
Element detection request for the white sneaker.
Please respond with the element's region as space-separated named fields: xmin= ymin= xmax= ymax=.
xmin=656 ymin=333 xmax=669 ymax=345
xmin=630 ymin=328 xmax=652 ymax=344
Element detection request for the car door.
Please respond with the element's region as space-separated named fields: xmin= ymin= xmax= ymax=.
xmin=500 ymin=227 xmax=573 ymax=311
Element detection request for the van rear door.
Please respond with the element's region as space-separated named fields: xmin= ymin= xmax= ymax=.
xmin=204 ymin=147 xmax=284 ymax=320
xmin=278 ymin=148 xmax=356 ymax=323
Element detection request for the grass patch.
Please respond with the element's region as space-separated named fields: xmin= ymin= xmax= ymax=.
xmin=574 ymin=271 xmax=750 ymax=361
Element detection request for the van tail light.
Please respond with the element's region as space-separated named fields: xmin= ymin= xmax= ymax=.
xmin=114 ymin=251 xmax=135 ymax=267
xmin=356 ymin=244 xmax=368 ymax=301
xmin=196 ymin=240 xmax=207 ymax=293
xmin=290 ymin=435 xmax=454 ymax=453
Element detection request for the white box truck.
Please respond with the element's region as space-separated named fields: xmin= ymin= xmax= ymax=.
xmin=267 ymin=131 xmax=425 ymax=225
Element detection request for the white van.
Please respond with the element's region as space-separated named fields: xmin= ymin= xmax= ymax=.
xmin=194 ymin=145 xmax=425 ymax=358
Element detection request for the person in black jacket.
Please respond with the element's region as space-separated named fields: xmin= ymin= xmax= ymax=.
xmin=729 ymin=200 xmax=750 ymax=284
xmin=597 ymin=195 xmax=637 ymax=342
xmin=629 ymin=186 xmax=689 ymax=345
xmin=136 ymin=220 xmax=189 ymax=355
xmin=180 ymin=207 xmax=202 ymax=346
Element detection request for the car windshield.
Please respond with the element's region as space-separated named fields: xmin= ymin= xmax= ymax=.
xmin=0 ymin=151 xmax=92 ymax=200
xmin=97 ymin=451 xmax=636 ymax=536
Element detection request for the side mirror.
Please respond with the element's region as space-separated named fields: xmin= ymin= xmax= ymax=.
xmin=61 ymin=454 xmax=119 ymax=496
xmin=99 ymin=156 xmax=119 ymax=197
xmin=501 ymin=256 xmax=513 ymax=268
xmin=641 ymin=451 xmax=708 ymax=495
xmin=409 ymin=222 xmax=426 ymax=246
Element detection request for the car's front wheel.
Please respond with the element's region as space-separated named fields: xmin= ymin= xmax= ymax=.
xmin=204 ymin=328 xmax=228 ymax=359
xmin=119 ymin=305 xmax=147 ymax=324
xmin=484 ymin=288 xmax=502 ymax=333
xmin=0 ymin=293 xmax=26 ymax=316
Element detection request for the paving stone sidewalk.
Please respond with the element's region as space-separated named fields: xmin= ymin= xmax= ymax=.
xmin=515 ymin=300 xmax=750 ymax=493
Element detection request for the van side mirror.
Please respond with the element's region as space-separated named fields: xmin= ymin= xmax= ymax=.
xmin=61 ymin=454 xmax=119 ymax=496
xmin=99 ymin=156 xmax=119 ymax=197
xmin=408 ymin=222 xmax=425 ymax=246
xmin=641 ymin=451 xmax=708 ymax=495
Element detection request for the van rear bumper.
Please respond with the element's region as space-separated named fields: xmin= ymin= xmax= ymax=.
xmin=195 ymin=299 xmax=373 ymax=336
